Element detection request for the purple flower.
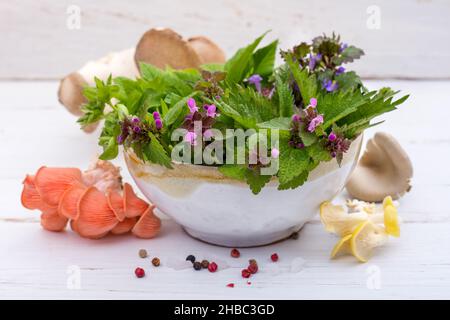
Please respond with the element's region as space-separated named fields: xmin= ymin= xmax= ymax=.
xmin=247 ymin=74 xmax=263 ymax=93
xmin=206 ymin=104 xmax=217 ymax=118
xmin=309 ymin=97 xmax=317 ymax=108
xmin=184 ymin=131 xmax=197 ymax=146
xmin=292 ymin=114 xmax=301 ymax=122
xmin=336 ymin=66 xmax=345 ymax=75
xmin=187 ymin=98 xmax=198 ymax=113
xmin=271 ymin=148 xmax=279 ymax=159
xmin=152 ymin=111 xmax=160 ymax=120
xmin=308 ymin=53 xmax=322 ymax=71
xmin=340 ymin=43 xmax=348 ymax=53
xmin=133 ymin=126 xmax=141 ymax=133
xmin=117 ymin=134 xmax=124 ymax=144
xmin=262 ymin=87 xmax=275 ymax=99
xmin=155 ymin=119 xmax=163 ymax=130
xmin=132 ymin=116 xmax=140 ymax=123
xmin=328 ymin=132 xmax=337 ymax=141
xmin=322 ymin=79 xmax=338 ymax=92
xmin=307 ymin=114 xmax=323 ymax=132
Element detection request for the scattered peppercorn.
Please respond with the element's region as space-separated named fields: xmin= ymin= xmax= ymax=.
xmin=271 ymin=253 xmax=279 ymax=262
xmin=186 ymin=255 xmax=196 ymax=263
xmin=138 ymin=249 xmax=148 ymax=258
xmin=248 ymin=263 xmax=258 ymax=274
xmin=151 ymin=257 xmax=160 ymax=267
xmin=134 ymin=267 xmax=145 ymax=278
xmin=290 ymin=232 xmax=299 ymax=240
xmin=208 ymin=262 xmax=218 ymax=273
xmin=241 ymin=269 xmax=251 ymax=278
xmin=231 ymin=248 xmax=240 ymax=258
xmin=226 ymin=283 xmax=235 ymax=288
xmin=201 ymin=260 xmax=209 ymax=269
xmin=193 ymin=261 xmax=202 ymax=270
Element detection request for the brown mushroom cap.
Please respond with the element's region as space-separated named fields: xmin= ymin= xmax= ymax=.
xmin=58 ymin=72 xmax=87 ymax=117
xmin=187 ymin=36 xmax=226 ymax=64
xmin=57 ymin=72 xmax=98 ymax=133
xmin=135 ymin=28 xmax=202 ymax=70
xmin=346 ymin=132 xmax=413 ymax=202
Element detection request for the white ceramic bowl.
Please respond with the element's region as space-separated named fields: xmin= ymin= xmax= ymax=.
xmin=125 ymin=135 xmax=362 ymax=247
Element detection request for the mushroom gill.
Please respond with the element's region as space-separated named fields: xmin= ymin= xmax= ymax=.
xmin=346 ymin=132 xmax=413 ymax=202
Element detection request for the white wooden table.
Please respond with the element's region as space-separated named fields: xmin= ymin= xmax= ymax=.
xmin=1 ymin=80 xmax=449 ymax=299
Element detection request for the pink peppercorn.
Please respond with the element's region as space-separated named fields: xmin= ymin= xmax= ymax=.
xmin=231 ymin=248 xmax=240 ymax=258
xmin=134 ymin=267 xmax=145 ymax=278
xmin=271 ymin=253 xmax=279 ymax=262
xmin=208 ymin=262 xmax=218 ymax=273
xmin=241 ymin=269 xmax=251 ymax=278
xmin=248 ymin=263 xmax=258 ymax=274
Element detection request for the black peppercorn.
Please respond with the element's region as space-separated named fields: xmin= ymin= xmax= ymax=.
xmin=152 ymin=257 xmax=160 ymax=267
xmin=193 ymin=261 xmax=202 ymax=270
xmin=201 ymin=260 xmax=209 ymax=268
xmin=186 ymin=255 xmax=196 ymax=263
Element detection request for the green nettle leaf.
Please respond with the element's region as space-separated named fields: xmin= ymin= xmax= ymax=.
xmin=307 ymin=143 xmax=332 ymax=162
xmin=245 ymin=167 xmax=272 ymax=195
xmin=338 ymin=88 xmax=409 ymax=127
xmin=278 ymin=141 xmax=310 ymax=185
xmin=299 ymin=130 xmax=318 ymax=146
xmin=284 ymin=53 xmax=318 ymax=103
xmin=317 ymin=90 xmax=366 ymax=130
xmin=218 ymin=164 xmax=247 ymax=181
xmin=275 ymin=73 xmax=295 ymax=117
xmin=164 ymin=94 xmax=196 ymax=127
xmin=98 ymin=112 xmax=120 ymax=160
xmin=257 ymin=117 xmax=291 ymax=130
xmin=144 ymin=132 xmax=172 ymax=168
xmin=332 ymin=46 xmax=365 ymax=65
xmin=335 ymin=71 xmax=362 ymax=92
xmin=252 ymin=40 xmax=278 ymax=77
xmin=99 ymin=137 xmax=119 ymax=160
xmin=225 ymin=32 xmax=268 ymax=85
xmin=278 ymin=170 xmax=309 ymax=190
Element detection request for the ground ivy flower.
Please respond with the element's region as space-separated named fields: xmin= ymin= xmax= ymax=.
xmin=322 ymin=79 xmax=338 ymax=92
xmin=187 ymin=98 xmax=198 ymax=113
xmin=308 ymin=53 xmax=322 ymax=71
xmin=184 ymin=131 xmax=197 ymax=146
xmin=247 ymin=74 xmax=263 ymax=93
xmin=336 ymin=66 xmax=345 ymax=75
xmin=339 ymin=43 xmax=348 ymax=53
xmin=309 ymin=97 xmax=317 ymax=108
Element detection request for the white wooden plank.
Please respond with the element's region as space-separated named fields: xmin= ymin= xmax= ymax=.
xmin=1 ymin=0 xmax=450 ymax=79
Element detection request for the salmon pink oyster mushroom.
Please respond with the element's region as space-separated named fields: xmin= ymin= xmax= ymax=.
xmin=77 ymin=32 xmax=408 ymax=194
xmin=21 ymin=159 xmax=160 ymax=239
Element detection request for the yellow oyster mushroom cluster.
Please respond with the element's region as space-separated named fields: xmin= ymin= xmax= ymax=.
xmin=320 ymin=196 xmax=400 ymax=262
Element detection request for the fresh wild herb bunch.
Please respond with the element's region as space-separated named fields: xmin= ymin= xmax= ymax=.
xmin=78 ymin=32 xmax=408 ymax=194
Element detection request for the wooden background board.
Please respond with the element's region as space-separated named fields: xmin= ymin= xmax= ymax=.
xmin=1 ymin=80 xmax=450 ymax=299
xmin=1 ymin=0 xmax=450 ymax=80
